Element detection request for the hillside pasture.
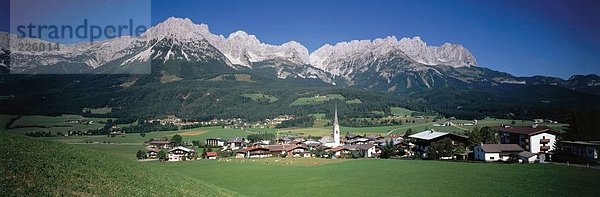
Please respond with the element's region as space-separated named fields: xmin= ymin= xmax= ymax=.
xmin=5 ymin=115 xmax=115 ymax=135
xmin=0 ymin=134 xmax=238 ymax=196
xmin=242 ymin=93 xmax=278 ymax=103
xmin=390 ymin=107 xmax=415 ymax=117
xmin=290 ymin=94 xmax=345 ymax=106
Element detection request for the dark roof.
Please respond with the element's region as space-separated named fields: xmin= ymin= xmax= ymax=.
xmin=236 ymin=146 xmax=270 ymax=153
xmin=480 ymin=144 xmax=523 ymax=153
xmin=495 ymin=126 xmax=559 ymax=136
xmin=519 ymin=151 xmax=536 ymax=158
xmin=560 ymin=141 xmax=600 ymax=146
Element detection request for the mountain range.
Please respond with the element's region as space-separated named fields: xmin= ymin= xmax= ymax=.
xmin=2 ymin=17 xmax=598 ymax=95
xmin=0 ymin=17 xmax=599 ymax=122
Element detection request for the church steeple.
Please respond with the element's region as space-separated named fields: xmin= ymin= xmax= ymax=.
xmin=334 ymin=105 xmax=339 ymax=127
xmin=333 ymin=104 xmax=341 ymax=146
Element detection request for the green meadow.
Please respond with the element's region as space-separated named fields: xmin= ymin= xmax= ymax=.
xmin=291 ymin=94 xmax=345 ymax=106
xmin=63 ymin=140 xmax=600 ymax=197
xmin=390 ymin=107 xmax=416 ymax=117
xmin=0 ymin=114 xmax=589 ymax=196
xmin=242 ymin=93 xmax=279 ymax=103
xmin=141 ymin=158 xmax=600 ymax=197
xmin=0 ymin=134 xmax=238 ymax=196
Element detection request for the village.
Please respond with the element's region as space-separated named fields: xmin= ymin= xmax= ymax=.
xmin=139 ymin=107 xmax=599 ymax=166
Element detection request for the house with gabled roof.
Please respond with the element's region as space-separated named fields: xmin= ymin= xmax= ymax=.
xmin=408 ymin=130 xmax=468 ymax=159
xmin=206 ymin=152 xmax=218 ymax=160
xmin=168 ymin=146 xmax=195 ymax=161
xmin=235 ymin=146 xmax=271 ymax=158
xmin=226 ymin=137 xmax=246 ymax=150
xmin=495 ymin=126 xmax=559 ymax=154
xmin=474 ymin=144 xmax=524 ymax=162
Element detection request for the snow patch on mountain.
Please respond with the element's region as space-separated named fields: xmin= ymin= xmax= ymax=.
xmin=310 ymin=36 xmax=477 ymax=73
xmin=398 ymin=36 xmax=477 ymax=67
xmin=143 ymin=17 xmax=310 ymax=67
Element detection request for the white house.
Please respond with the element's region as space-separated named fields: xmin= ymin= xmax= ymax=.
xmin=168 ymin=146 xmax=195 ymax=161
xmin=330 ymin=144 xmax=377 ymax=158
xmin=496 ymin=126 xmax=559 ymax=154
xmin=474 ymin=144 xmax=524 ymax=162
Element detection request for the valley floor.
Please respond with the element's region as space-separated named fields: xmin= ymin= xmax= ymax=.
xmin=79 ymin=143 xmax=600 ymax=197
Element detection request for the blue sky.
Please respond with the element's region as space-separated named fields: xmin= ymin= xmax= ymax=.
xmin=2 ymin=0 xmax=599 ymax=78
xmin=150 ymin=0 xmax=599 ymax=79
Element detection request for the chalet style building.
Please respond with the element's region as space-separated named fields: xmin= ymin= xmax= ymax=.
xmin=168 ymin=146 xmax=195 ymax=161
xmin=146 ymin=147 xmax=159 ymax=159
xmin=236 ymin=147 xmax=271 ymax=158
xmin=495 ymin=126 xmax=559 ymax=154
xmin=408 ymin=130 xmax=468 ymax=159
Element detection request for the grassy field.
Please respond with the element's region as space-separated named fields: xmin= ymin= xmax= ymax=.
xmin=6 ymin=114 xmax=568 ymax=147
xmin=242 ymin=93 xmax=278 ymax=103
xmin=345 ymin=99 xmax=363 ymax=104
xmin=1 ymin=114 xmax=593 ymax=196
xmin=176 ymin=127 xmax=250 ymax=143
xmin=140 ymin=157 xmax=600 ymax=196
xmin=75 ymin=142 xmax=600 ymax=196
xmin=291 ymin=94 xmax=345 ymax=106
xmin=0 ymin=133 xmax=238 ymax=196
xmin=309 ymin=113 xmax=327 ymax=119
xmin=390 ymin=107 xmax=415 ymax=117
xmin=0 ymin=115 xmax=16 ymax=132
xmin=82 ymin=107 xmax=113 ymax=114
xmin=3 ymin=114 xmax=124 ymax=134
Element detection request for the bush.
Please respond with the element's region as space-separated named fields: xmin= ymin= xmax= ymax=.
xmin=136 ymin=150 xmax=147 ymax=159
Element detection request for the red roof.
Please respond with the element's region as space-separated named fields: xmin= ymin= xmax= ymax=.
xmin=495 ymin=126 xmax=558 ymax=136
xmin=206 ymin=152 xmax=218 ymax=157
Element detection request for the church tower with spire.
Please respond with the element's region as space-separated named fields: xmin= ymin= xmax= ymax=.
xmin=333 ymin=105 xmax=341 ymax=147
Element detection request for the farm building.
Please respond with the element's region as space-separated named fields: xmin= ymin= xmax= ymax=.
xmin=408 ymin=130 xmax=468 ymax=159
xmin=519 ymin=151 xmax=537 ymax=163
xmin=206 ymin=152 xmax=218 ymax=160
xmin=559 ymin=141 xmax=600 ymax=161
xmin=205 ymin=138 xmax=225 ymax=147
xmin=474 ymin=144 xmax=524 ymax=162
xmin=495 ymin=126 xmax=559 ymax=154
